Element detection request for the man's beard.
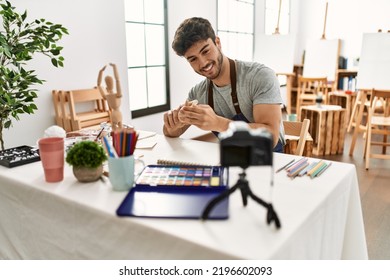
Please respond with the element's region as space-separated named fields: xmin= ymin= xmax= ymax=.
xmin=196 ymin=50 xmax=223 ymax=80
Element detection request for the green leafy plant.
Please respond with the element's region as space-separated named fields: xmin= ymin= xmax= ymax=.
xmin=0 ymin=0 xmax=68 ymax=150
xmin=66 ymin=141 xmax=108 ymax=169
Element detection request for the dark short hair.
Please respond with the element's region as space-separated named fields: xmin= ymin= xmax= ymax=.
xmin=172 ymin=17 xmax=216 ymax=56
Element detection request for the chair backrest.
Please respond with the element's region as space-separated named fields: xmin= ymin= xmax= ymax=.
xmin=297 ymin=76 xmax=328 ymax=97
xmin=370 ymin=89 xmax=390 ymax=117
xmin=51 ymin=90 xmax=72 ymax=132
xmin=66 ymin=87 xmax=108 ymax=112
xmin=52 ymin=87 xmax=111 ymax=132
xmin=283 ymin=119 xmax=311 ymax=156
xmin=66 ymin=87 xmax=111 ymax=131
xmin=296 ymin=76 xmax=328 ymax=120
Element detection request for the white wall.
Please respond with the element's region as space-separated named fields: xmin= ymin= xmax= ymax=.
xmin=294 ymin=0 xmax=390 ymax=65
xmin=3 ymin=0 xmax=129 ymax=148
xmin=3 ymin=0 xmax=390 ymax=148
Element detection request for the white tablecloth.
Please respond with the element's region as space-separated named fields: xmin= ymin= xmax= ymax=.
xmin=0 ymin=134 xmax=367 ymax=259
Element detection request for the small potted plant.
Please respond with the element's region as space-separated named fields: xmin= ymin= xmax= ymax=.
xmin=66 ymin=140 xmax=107 ymax=182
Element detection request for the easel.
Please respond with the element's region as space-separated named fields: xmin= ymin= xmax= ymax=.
xmin=321 ymin=1 xmax=329 ymax=40
xmin=275 ymin=0 xmax=295 ymax=114
xmin=302 ymin=1 xmax=340 ymax=86
xmin=349 ymin=32 xmax=390 ymax=156
xmin=273 ymin=0 xmax=282 ymax=35
xmin=255 ymin=0 xmax=296 ymax=114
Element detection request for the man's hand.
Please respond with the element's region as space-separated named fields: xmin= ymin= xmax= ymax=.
xmin=178 ymin=104 xmax=230 ymax=132
xmin=163 ymin=105 xmax=190 ymax=137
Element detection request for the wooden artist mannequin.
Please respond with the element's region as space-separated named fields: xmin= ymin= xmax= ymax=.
xmin=97 ymin=63 xmax=123 ymax=130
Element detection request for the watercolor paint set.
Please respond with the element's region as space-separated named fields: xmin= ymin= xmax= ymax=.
xmin=116 ymin=165 xmax=229 ymax=219
xmin=135 ymin=165 xmax=227 ymax=190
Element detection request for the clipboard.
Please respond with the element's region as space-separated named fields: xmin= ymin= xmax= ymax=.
xmin=116 ymin=165 xmax=229 ymax=219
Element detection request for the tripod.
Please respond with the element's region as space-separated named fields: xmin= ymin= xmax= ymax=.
xmin=201 ymin=169 xmax=281 ymax=229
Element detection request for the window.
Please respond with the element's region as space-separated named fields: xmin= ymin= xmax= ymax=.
xmin=265 ymin=0 xmax=290 ymax=35
xmin=124 ymin=0 xmax=170 ymax=118
xmin=217 ymin=0 xmax=255 ymax=61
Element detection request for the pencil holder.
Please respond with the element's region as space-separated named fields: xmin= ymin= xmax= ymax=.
xmin=108 ymin=155 xmax=135 ymax=191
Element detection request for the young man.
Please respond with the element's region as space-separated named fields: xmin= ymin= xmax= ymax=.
xmin=163 ymin=17 xmax=285 ymax=151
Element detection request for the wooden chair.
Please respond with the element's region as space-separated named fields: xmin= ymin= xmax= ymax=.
xmin=347 ymin=90 xmax=371 ymax=133
xmin=296 ymin=76 xmax=328 ymax=120
xmin=52 ymin=90 xmax=72 ymax=132
xmin=283 ymin=119 xmax=311 ymax=156
xmin=52 ymin=87 xmax=111 ymax=132
xmin=52 ymin=90 xmax=64 ymax=127
xmin=364 ymin=89 xmax=390 ymax=169
xmin=348 ymin=90 xmax=386 ymax=156
xmin=66 ymin=87 xmax=111 ymax=131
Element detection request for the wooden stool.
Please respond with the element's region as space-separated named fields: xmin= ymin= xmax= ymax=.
xmin=328 ymin=90 xmax=357 ymax=126
xmin=284 ymin=135 xmax=313 ymax=157
xmin=300 ymin=105 xmax=346 ymax=156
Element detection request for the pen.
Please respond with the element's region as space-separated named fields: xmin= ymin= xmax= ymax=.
xmin=276 ymin=159 xmax=295 ymax=173
xmin=95 ymin=127 xmax=105 ymax=141
xmin=315 ymin=162 xmax=332 ymax=177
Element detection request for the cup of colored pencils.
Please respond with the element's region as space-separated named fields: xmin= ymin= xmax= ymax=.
xmin=103 ymin=128 xmax=139 ymax=191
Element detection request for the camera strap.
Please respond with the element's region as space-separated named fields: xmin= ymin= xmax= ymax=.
xmin=208 ymin=58 xmax=242 ymax=115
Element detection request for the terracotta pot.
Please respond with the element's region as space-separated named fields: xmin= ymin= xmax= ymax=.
xmin=72 ymin=165 xmax=103 ymax=182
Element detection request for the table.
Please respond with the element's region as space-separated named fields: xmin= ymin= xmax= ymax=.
xmin=300 ymin=105 xmax=347 ymax=156
xmin=0 ymin=133 xmax=367 ymax=259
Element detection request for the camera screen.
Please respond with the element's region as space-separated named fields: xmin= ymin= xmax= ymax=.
xmin=221 ymin=146 xmax=251 ymax=167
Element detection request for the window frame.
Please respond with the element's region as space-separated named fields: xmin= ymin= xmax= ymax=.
xmin=125 ymin=0 xmax=170 ymax=119
xmin=216 ymin=0 xmax=255 ymax=61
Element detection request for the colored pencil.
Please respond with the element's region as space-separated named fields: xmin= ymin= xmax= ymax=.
xmin=276 ymin=159 xmax=295 ymax=173
xmin=298 ymin=161 xmax=317 ymax=177
xmin=307 ymin=160 xmax=324 ymax=177
xmin=288 ymin=162 xmax=309 ymax=179
xmin=286 ymin=157 xmax=307 ymax=172
xmin=309 ymin=161 xmax=327 ymax=178
xmin=315 ymin=162 xmax=332 ymax=177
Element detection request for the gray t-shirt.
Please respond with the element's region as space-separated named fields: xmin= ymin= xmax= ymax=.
xmin=188 ymin=60 xmax=285 ymax=144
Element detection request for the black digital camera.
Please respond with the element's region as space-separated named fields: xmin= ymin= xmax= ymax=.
xmin=219 ymin=121 xmax=273 ymax=169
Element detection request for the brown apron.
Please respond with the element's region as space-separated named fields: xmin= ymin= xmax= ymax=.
xmin=207 ymin=58 xmax=283 ymax=152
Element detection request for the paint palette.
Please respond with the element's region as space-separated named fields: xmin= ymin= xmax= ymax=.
xmin=135 ymin=165 xmax=228 ymax=190
xmin=0 ymin=145 xmax=40 ymax=168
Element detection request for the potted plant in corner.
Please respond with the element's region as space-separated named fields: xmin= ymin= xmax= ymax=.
xmin=66 ymin=141 xmax=108 ymax=182
xmin=0 ymin=0 xmax=68 ymax=150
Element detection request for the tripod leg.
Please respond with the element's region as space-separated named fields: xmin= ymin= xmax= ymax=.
xmin=248 ymin=189 xmax=281 ymax=229
xmin=247 ymin=189 xmax=268 ymax=208
xmin=239 ymin=181 xmax=249 ymax=206
xmin=201 ymin=184 xmax=238 ymax=220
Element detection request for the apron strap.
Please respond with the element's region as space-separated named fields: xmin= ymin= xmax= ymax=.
xmin=208 ymin=58 xmax=242 ymax=114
